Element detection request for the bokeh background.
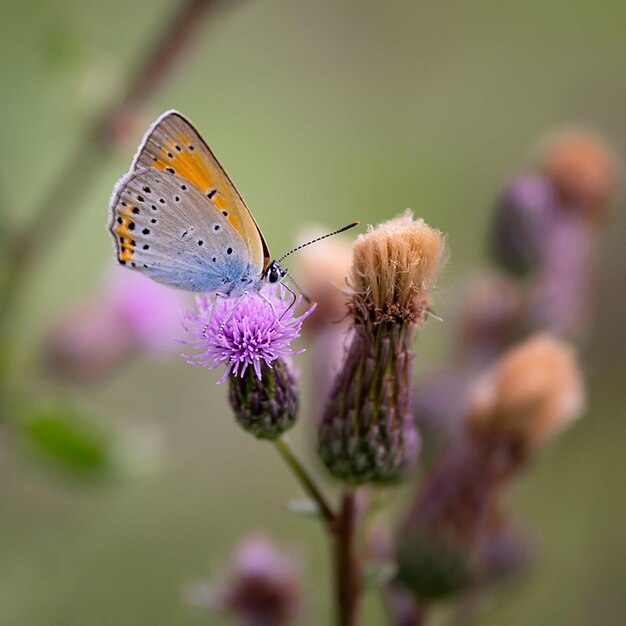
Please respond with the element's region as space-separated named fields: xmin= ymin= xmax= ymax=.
xmin=1 ymin=0 xmax=626 ymax=624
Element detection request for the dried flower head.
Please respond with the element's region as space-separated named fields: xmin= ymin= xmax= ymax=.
xmin=319 ymin=212 xmax=447 ymax=484
xmin=350 ymin=210 xmax=447 ymax=324
xmin=181 ymin=287 xmax=314 ymax=384
xmin=469 ymin=334 xmax=585 ymax=452
xmin=542 ymin=130 xmax=620 ymax=221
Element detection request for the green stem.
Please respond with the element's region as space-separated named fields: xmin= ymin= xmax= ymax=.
xmin=273 ymin=437 xmax=336 ymax=524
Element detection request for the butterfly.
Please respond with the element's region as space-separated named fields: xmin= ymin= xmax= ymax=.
xmin=108 ymin=109 xmax=290 ymax=298
xmin=108 ymin=110 xmax=357 ymax=302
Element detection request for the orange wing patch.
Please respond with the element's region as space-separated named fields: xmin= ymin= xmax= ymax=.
xmin=152 ymin=134 xmax=244 ymax=236
xmin=114 ymin=203 xmax=138 ymax=264
xmin=152 ymin=136 xmax=213 ymax=192
xmin=131 ymin=111 xmax=269 ymax=273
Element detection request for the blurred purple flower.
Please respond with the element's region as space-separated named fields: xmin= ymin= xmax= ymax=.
xmin=45 ymin=267 xmax=186 ymax=380
xmin=221 ymin=536 xmax=302 ymax=626
xmin=184 ymin=535 xmax=302 ymax=626
xmin=105 ymin=268 xmax=185 ymax=350
xmin=529 ymin=211 xmax=593 ymax=337
xmin=491 ymin=173 xmax=556 ymax=275
xmin=181 ymin=287 xmax=315 ymax=383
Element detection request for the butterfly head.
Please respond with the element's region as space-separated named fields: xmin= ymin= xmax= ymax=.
xmin=264 ymin=260 xmax=287 ymax=285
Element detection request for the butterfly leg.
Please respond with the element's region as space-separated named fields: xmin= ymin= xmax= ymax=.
xmin=203 ymin=291 xmax=229 ymax=338
xmin=258 ymin=290 xmax=280 ymax=318
xmin=278 ymin=282 xmax=297 ymax=320
xmin=217 ymin=291 xmax=250 ymax=333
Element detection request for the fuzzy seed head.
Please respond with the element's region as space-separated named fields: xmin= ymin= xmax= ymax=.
xmin=350 ymin=211 xmax=447 ymax=324
xmin=469 ymin=334 xmax=585 ymax=450
xmin=542 ymin=130 xmax=620 ymax=220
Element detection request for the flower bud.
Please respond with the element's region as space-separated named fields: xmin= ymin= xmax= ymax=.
xmin=395 ymin=438 xmax=505 ymax=599
xmin=490 ymin=174 xmax=555 ymax=275
xmin=186 ymin=535 xmax=302 ymax=626
xmin=229 ymin=359 xmax=298 ymax=440
xmin=221 ymin=537 xmax=302 ymax=626
xmin=318 ymin=212 xmax=447 ymax=484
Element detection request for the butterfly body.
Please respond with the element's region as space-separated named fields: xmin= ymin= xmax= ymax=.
xmin=108 ymin=110 xmax=271 ymax=296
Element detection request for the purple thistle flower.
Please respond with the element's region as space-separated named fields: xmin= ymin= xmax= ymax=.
xmin=185 ymin=535 xmax=303 ymax=626
xmin=181 ymin=287 xmax=315 ymax=384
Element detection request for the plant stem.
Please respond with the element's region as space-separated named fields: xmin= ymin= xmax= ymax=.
xmin=273 ymin=441 xmax=364 ymax=625
xmin=334 ymin=490 xmax=360 ymax=626
xmin=273 ymin=437 xmax=336 ymax=524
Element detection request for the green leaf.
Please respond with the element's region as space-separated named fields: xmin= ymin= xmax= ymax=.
xmin=21 ymin=406 xmax=112 ymax=477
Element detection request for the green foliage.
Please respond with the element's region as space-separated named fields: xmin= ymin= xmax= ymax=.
xmin=19 ymin=405 xmax=113 ymax=478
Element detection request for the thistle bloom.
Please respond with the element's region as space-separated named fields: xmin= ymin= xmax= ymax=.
xmin=181 ymin=287 xmax=314 ymax=439
xmin=319 ymin=211 xmax=447 ymax=484
xmin=181 ymin=287 xmax=314 ymax=384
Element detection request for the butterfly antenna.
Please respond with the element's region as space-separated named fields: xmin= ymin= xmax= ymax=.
xmin=276 ymin=221 xmax=359 ymax=264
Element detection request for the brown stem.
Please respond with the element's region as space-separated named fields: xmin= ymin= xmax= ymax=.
xmin=0 ymin=0 xmax=231 ymax=376
xmin=334 ymin=490 xmax=361 ymax=626
xmin=274 ymin=441 xmax=362 ymax=625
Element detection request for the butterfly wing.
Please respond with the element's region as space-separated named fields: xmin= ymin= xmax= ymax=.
xmin=108 ymin=169 xmax=256 ymax=293
xmin=131 ymin=110 xmax=270 ymax=273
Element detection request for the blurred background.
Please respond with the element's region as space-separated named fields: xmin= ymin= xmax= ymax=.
xmin=1 ymin=0 xmax=625 ymax=624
